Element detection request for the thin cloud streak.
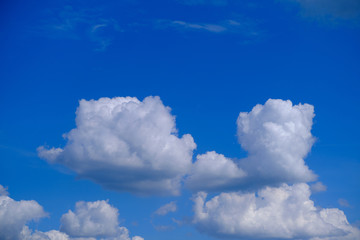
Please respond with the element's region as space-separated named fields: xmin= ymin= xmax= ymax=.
xmin=35 ymin=5 xmax=121 ymax=51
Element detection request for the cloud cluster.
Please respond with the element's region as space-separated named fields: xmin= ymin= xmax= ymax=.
xmin=0 ymin=185 xmax=142 ymax=240
xmin=38 ymin=96 xmax=196 ymax=196
xmin=188 ymin=99 xmax=360 ymax=239
xmin=187 ymin=99 xmax=316 ymax=192
xmin=193 ymin=183 xmax=360 ymax=239
xmin=37 ymin=97 xmax=359 ymax=239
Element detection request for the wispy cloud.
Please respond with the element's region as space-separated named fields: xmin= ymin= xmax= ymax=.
xmin=36 ymin=5 xmax=121 ymax=51
xmin=178 ymin=0 xmax=228 ymax=6
xmin=338 ymin=198 xmax=351 ymax=208
xmin=170 ymin=20 xmax=227 ymax=33
xmin=155 ymin=18 xmax=262 ymax=42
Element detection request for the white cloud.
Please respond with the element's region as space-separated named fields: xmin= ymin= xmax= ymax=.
xmin=187 ymin=99 xmax=317 ymax=192
xmin=193 ymin=183 xmax=360 ymax=239
xmin=0 ymin=194 xmax=47 ymax=240
xmin=311 ymin=182 xmax=327 ymax=193
xmin=237 ymin=99 xmax=316 ymax=182
xmin=60 ymin=200 xmax=142 ymax=240
xmin=154 ymin=201 xmax=177 ymax=216
xmin=60 ymin=200 xmax=120 ymax=238
xmin=21 ymin=227 xmax=70 ymax=240
xmin=38 ymin=96 xmax=196 ymax=196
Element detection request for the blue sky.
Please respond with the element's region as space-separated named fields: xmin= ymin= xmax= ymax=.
xmin=1 ymin=0 xmax=360 ymax=239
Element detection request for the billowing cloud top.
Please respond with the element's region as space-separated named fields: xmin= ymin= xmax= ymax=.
xmin=237 ymin=99 xmax=316 ymax=183
xmin=186 ymin=99 xmax=316 ymax=192
xmin=38 ymin=96 xmax=196 ymax=196
xmin=61 ymin=200 xmax=121 ymax=238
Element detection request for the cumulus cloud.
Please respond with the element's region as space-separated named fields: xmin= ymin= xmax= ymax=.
xmin=0 ymin=185 xmax=142 ymax=240
xmin=193 ymin=183 xmax=360 ymax=239
xmin=187 ymin=99 xmax=317 ymax=192
xmin=154 ymin=201 xmax=177 ymax=216
xmin=60 ymin=200 xmax=120 ymax=238
xmin=0 ymin=190 xmax=47 ymax=240
xmin=311 ymin=182 xmax=327 ymax=193
xmin=38 ymin=96 xmax=196 ymax=196
xmin=60 ymin=200 xmax=142 ymax=240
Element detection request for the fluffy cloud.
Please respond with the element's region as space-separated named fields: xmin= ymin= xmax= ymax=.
xmin=154 ymin=201 xmax=177 ymax=216
xmin=60 ymin=200 xmax=119 ymax=238
xmin=60 ymin=200 xmax=142 ymax=240
xmin=193 ymin=183 xmax=360 ymax=239
xmin=237 ymin=99 xmax=316 ymax=182
xmin=38 ymin=96 xmax=196 ymax=196
xmin=0 ymin=185 xmax=142 ymax=240
xmin=187 ymin=99 xmax=316 ymax=192
xmin=0 ymin=186 xmax=47 ymax=240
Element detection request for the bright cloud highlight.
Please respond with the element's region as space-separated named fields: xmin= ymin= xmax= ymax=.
xmin=193 ymin=183 xmax=360 ymax=239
